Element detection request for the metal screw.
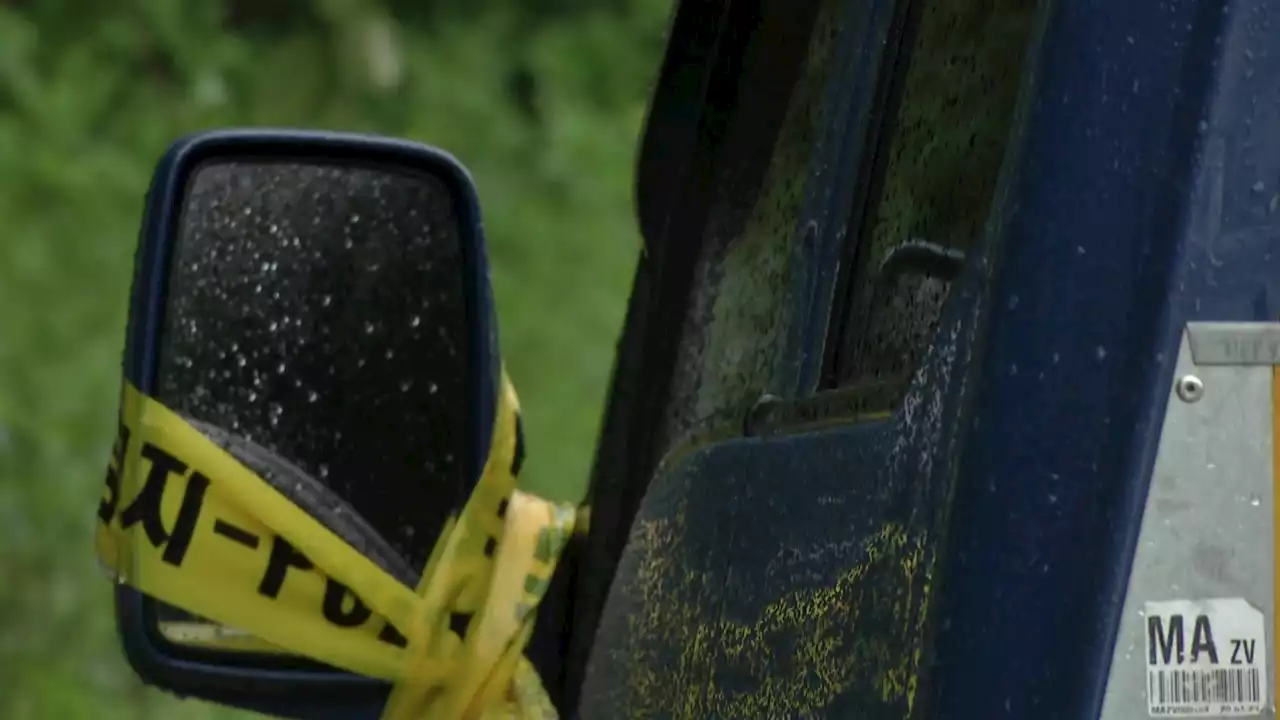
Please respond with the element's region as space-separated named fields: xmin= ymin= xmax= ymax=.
xmin=1176 ymin=375 xmax=1204 ymax=403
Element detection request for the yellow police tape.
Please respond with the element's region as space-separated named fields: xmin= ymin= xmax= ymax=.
xmin=95 ymin=369 xmax=575 ymax=719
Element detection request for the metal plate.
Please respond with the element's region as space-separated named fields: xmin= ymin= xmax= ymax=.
xmin=1100 ymin=323 xmax=1276 ymax=718
xmin=1188 ymin=323 xmax=1280 ymax=366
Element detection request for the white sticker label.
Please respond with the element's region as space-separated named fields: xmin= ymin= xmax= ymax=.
xmin=1145 ymin=598 xmax=1266 ymax=716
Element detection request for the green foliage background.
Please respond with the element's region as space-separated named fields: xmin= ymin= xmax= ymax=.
xmin=0 ymin=1 xmax=667 ymax=717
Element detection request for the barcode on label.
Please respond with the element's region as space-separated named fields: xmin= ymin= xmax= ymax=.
xmin=1147 ymin=667 xmax=1261 ymax=707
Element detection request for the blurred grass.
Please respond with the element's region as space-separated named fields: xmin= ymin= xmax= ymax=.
xmin=0 ymin=2 xmax=665 ymax=717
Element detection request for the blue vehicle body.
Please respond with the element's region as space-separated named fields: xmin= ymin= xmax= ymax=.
xmin=559 ymin=0 xmax=1280 ymax=717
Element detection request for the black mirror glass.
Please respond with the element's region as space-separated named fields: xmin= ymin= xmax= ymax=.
xmin=148 ymin=158 xmax=474 ymax=649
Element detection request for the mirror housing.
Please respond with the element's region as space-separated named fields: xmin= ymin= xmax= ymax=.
xmin=112 ymin=129 xmax=501 ymax=719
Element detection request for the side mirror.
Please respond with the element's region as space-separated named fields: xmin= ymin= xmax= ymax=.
xmin=96 ymin=129 xmax=517 ymax=718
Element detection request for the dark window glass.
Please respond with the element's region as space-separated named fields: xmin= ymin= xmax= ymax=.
xmin=827 ymin=0 xmax=1037 ymax=396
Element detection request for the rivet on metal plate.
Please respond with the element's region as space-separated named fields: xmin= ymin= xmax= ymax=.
xmin=1175 ymin=374 xmax=1204 ymax=403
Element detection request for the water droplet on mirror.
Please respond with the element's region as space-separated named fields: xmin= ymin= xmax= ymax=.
xmin=429 ymin=382 xmax=438 ymax=395
xmin=321 ymin=295 xmax=332 ymax=307
xmin=236 ymin=354 xmax=247 ymax=368
xmin=248 ymin=391 xmax=257 ymax=402
xmin=410 ymin=315 xmax=421 ymax=328
xmin=365 ymin=322 xmax=376 ymax=334
xmin=385 ymin=349 xmax=395 ymax=360
xmin=400 ymin=379 xmax=413 ymax=392
xmin=269 ymin=321 xmax=279 ymax=332
xmin=319 ymin=464 xmax=329 ymax=479
xmin=277 ymin=362 xmax=287 ymax=374
xmin=308 ymin=391 xmax=318 ymax=403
